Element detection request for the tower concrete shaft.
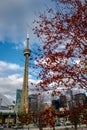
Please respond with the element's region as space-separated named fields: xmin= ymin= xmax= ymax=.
xmin=20 ymin=34 xmax=31 ymax=114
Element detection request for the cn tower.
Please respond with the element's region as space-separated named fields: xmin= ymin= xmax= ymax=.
xmin=20 ymin=34 xmax=31 ymax=113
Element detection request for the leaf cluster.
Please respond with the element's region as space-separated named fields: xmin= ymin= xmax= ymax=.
xmin=33 ymin=0 xmax=87 ymax=94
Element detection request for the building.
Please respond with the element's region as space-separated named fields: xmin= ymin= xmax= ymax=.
xmin=52 ymin=99 xmax=60 ymax=111
xmin=20 ymin=34 xmax=31 ymax=114
xmin=16 ymin=89 xmax=22 ymax=113
xmin=73 ymin=93 xmax=86 ymax=106
xmin=60 ymin=95 xmax=67 ymax=108
xmin=0 ymin=93 xmax=16 ymax=124
xmin=28 ymin=94 xmax=38 ymax=122
xmin=29 ymin=94 xmax=38 ymax=109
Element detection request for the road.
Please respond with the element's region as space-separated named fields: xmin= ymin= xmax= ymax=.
xmin=3 ymin=125 xmax=87 ymax=130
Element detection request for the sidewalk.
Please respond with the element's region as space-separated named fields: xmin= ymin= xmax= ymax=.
xmin=24 ymin=127 xmax=87 ymax=130
xmin=24 ymin=124 xmax=87 ymax=130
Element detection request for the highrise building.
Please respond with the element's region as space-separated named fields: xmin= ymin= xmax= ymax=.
xmin=74 ymin=93 xmax=86 ymax=106
xmin=20 ymin=34 xmax=31 ymax=114
xmin=60 ymin=95 xmax=67 ymax=108
xmin=16 ymin=89 xmax=22 ymax=112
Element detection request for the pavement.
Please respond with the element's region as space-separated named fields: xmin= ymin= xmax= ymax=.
xmin=7 ymin=124 xmax=86 ymax=130
xmin=24 ymin=124 xmax=87 ymax=130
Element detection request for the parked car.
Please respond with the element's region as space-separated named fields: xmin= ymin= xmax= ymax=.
xmin=3 ymin=123 xmax=8 ymax=128
xmin=64 ymin=121 xmax=72 ymax=126
xmin=0 ymin=125 xmax=4 ymax=130
xmin=13 ymin=125 xmax=23 ymax=129
xmin=55 ymin=122 xmax=62 ymax=126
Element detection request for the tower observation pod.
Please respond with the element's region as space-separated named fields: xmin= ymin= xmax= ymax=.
xmin=20 ymin=34 xmax=31 ymax=114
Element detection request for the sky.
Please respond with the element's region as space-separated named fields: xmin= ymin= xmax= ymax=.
xmin=0 ymin=0 xmax=57 ymax=103
xmin=0 ymin=0 xmax=86 ymax=104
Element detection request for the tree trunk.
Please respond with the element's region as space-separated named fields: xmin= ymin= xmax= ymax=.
xmin=38 ymin=118 xmax=43 ymax=130
xmin=74 ymin=124 xmax=77 ymax=130
xmin=39 ymin=125 xmax=43 ymax=130
xmin=53 ymin=126 xmax=55 ymax=130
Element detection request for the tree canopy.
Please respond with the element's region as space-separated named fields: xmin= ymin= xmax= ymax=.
xmin=33 ymin=0 xmax=87 ymax=95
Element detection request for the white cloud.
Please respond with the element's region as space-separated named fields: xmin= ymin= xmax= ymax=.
xmin=0 ymin=75 xmax=22 ymax=102
xmin=0 ymin=61 xmax=39 ymax=102
xmin=72 ymin=88 xmax=86 ymax=95
xmin=0 ymin=61 xmax=23 ymax=72
xmin=0 ymin=60 xmax=23 ymax=101
xmin=0 ymin=0 xmax=53 ymax=48
xmin=74 ymin=59 xmax=80 ymax=64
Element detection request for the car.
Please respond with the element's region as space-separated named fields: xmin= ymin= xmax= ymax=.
xmin=3 ymin=123 xmax=8 ymax=128
xmin=64 ymin=121 xmax=72 ymax=126
xmin=55 ymin=122 xmax=62 ymax=126
xmin=0 ymin=125 xmax=4 ymax=130
xmin=13 ymin=125 xmax=23 ymax=129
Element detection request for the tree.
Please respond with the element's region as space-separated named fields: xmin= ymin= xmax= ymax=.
xmin=63 ymin=104 xmax=87 ymax=130
xmin=18 ymin=108 xmax=33 ymax=125
xmin=39 ymin=106 xmax=57 ymax=130
xmin=0 ymin=113 xmax=3 ymax=123
xmin=18 ymin=113 xmax=31 ymax=125
xmin=68 ymin=106 xmax=81 ymax=130
xmin=33 ymin=0 xmax=87 ymax=94
xmin=37 ymin=95 xmax=45 ymax=130
xmin=81 ymin=104 xmax=87 ymax=126
xmin=30 ymin=94 xmax=46 ymax=130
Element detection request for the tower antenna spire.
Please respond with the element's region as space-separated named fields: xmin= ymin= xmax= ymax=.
xmin=26 ymin=23 xmax=30 ymax=48
xmin=26 ymin=32 xmax=29 ymax=49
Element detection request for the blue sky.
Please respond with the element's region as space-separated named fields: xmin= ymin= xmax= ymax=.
xmin=0 ymin=0 xmax=57 ymax=103
xmin=0 ymin=42 xmax=22 ymax=64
